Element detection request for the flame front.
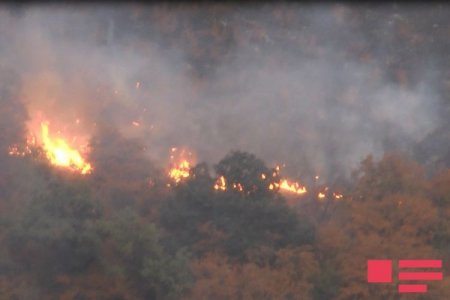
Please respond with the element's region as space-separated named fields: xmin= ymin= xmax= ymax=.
xmin=268 ymin=179 xmax=307 ymax=194
xmin=40 ymin=122 xmax=92 ymax=174
xmin=270 ymin=166 xmax=307 ymax=195
xmin=278 ymin=179 xmax=307 ymax=194
xmin=168 ymin=159 xmax=191 ymax=183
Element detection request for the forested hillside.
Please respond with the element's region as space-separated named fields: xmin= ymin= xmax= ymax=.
xmin=0 ymin=3 xmax=449 ymax=300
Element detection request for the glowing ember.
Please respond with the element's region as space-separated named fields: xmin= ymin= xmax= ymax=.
xmin=8 ymin=145 xmax=26 ymax=156
xmin=333 ymin=193 xmax=343 ymax=200
xmin=168 ymin=160 xmax=191 ymax=183
xmin=40 ymin=122 xmax=92 ymax=174
xmin=170 ymin=150 xmax=340 ymax=200
xmin=212 ymin=167 xmax=307 ymax=195
xmin=232 ymin=182 xmax=244 ymax=192
xmin=213 ymin=177 xmax=246 ymax=192
xmin=8 ymin=135 xmax=35 ymax=157
xmin=214 ymin=176 xmax=227 ymax=191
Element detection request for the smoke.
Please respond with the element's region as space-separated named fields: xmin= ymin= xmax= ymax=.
xmin=0 ymin=4 xmax=446 ymax=180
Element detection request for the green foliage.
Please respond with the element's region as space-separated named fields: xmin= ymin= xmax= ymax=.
xmin=213 ymin=191 xmax=314 ymax=259
xmin=7 ymin=176 xmax=102 ymax=284
xmin=161 ymin=151 xmax=314 ymax=260
xmin=99 ymin=208 xmax=192 ymax=299
xmin=1 ymin=4 xmax=450 ymax=298
xmin=160 ymin=163 xmax=216 ymax=253
xmin=3 ymin=150 xmax=450 ymax=299
xmin=312 ymin=263 xmax=341 ymax=300
xmin=353 ymin=154 xmax=427 ymax=201
xmin=89 ymin=127 xmax=160 ymax=185
xmin=215 ymin=151 xmax=279 ymax=200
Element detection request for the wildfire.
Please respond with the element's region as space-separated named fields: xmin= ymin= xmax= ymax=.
xmin=8 ymin=145 xmax=29 ymax=157
xmin=39 ymin=122 xmax=92 ymax=174
xmin=8 ymin=135 xmax=35 ymax=157
xmin=270 ymin=165 xmax=307 ymax=195
xmin=169 ymin=159 xmax=310 ymax=196
xmin=168 ymin=159 xmax=191 ymax=184
xmin=268 ymin=180 xmax=307 ymax=194
xmin=214 ymin=176 xmax=227 ymax=191
xmin=168 ymin=147 xmax=195 ymax=184
xmin=213 ymin=176 xmax=246 ymax=193
xmin=333 ymin=192 xmax=343 ymax=200
xmin=232 ymin=182 xmax=244 ymax=192
xmin=278 ymin=179 xmax=307 ymax=194
xmin=9 ymin=121 xmax=343 ymax=200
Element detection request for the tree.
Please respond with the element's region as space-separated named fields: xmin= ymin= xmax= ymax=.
xmin=97 ymin=208 xmax=192 ymax=299
xmin=214 ymin=151 xmax=279 ymax=200
xmin=315 ymin=153 xmax=449 ymax=300
xmin=161 ymin=151 xmax=314 ymax=260
xmin=187 ymin=246 xmax=319 ymax=300
xmin=7 ymin=175 xmax=102 ymax=291
xmin=429 ymin=169 xmax=450 ymax=261
xmin=89 ymin=127 xmax=164 ymax=218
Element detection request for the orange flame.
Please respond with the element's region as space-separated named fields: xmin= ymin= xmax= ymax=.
xmin=213 ymin=176 xmax=246 ymax=192
xmin=168 ymin=160 xmax=191 ymax=184
xmin=232 ymin=182 xmax=244 ymax=192
xmin=168 ymin=147 xmax=195 ymax=184
xmin=214 ymin=176 xmax=227 ymax=191
xmin=39 ymin=122 xmax=92 ymax=174
xmin=270 ymin=166 xmax=307 ymax=195
xmin=268 ymin=179 xmax=307 ymax=194
xmin=279 ymin=179 xmax=307 ymax=194
xmin=333 ymin=192 xmax=343 ymax=200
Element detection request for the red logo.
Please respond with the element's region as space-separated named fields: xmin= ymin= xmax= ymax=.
xmin=367 ymin=259 xmax=443 ymax=293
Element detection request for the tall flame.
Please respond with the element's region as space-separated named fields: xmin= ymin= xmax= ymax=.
xmin=168 ymin=147 xmax=195 ymax=184
xmin=40 ymin=122 xmax=92 ymax=174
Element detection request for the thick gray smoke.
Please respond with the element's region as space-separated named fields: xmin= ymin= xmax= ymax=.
xmin=0 ymin=4 xmax=446 ymax=180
